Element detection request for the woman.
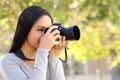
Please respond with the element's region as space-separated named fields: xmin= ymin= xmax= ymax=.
xmin=0 ymin=6 xmax=69 ymax=80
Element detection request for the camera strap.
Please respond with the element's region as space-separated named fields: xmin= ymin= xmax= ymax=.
xmin=59 ymin=47 xmax=69 ymax=63
xmin=14 ymin=48 xmax=69 ymax=63
xmin=14 ymin=49 xmax=35 ymax=61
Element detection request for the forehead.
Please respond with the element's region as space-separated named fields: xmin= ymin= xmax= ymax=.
xmin=33 ymin=15 xmax=52 ymax=28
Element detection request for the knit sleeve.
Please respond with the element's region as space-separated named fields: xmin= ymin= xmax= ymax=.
xmin=0 ymin=48 xmax=49 ymax=80
xmin=48 ymin=57 xmax=65 ymax=80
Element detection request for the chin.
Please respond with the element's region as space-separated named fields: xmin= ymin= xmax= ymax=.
xmin=36 ymin=45 xmax=39 ymax=49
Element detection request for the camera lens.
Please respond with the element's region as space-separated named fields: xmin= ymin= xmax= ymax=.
xmin=60 ymin=25 xmax=80 ymax=40
xmin=73 ymin=25 xmax=80 ymax=40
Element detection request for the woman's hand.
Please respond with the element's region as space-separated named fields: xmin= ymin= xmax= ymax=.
xmin=39 ymin=26 xmax=60 ymax=51
xmin=49 ymin=36 xmax=69 ymax=58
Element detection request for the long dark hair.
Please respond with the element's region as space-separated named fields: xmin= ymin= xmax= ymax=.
xmin=10 ymin=6 xmax=53 ymax=53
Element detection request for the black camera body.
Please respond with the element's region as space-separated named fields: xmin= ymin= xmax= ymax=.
xmin=45 ymin=23 xmax=80 ymax=41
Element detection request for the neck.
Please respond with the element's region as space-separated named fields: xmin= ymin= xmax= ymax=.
xmin=20 ymin=41 xmax=37 ymax=59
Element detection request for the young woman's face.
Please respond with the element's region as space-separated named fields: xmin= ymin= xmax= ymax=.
xmin=26 ymin=15 xmax=52 ymax=49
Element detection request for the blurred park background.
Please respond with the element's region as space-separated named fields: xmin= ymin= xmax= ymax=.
xmin=0 ymin=0 xmax=120 ymax=80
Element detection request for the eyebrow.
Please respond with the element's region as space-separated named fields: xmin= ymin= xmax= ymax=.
xmin=37 ymin=26 xmax=47 ymax=29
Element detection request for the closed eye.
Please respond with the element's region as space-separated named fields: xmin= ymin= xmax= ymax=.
xmin=37 ymin=28 xmax=46 ymax=32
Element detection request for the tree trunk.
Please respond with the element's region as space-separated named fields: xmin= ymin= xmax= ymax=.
xmin=96 ymin=59 xmax=103 ymax=80
xmin=83 ymin=61 xmax=89 ymax=80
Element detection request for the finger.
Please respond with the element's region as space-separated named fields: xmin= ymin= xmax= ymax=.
xmin=59 ymin=36 xmax=62 ymax=46
xmin=54 ymin=45 xmax=59 ymax=49
xmin=52 ymin=45 xmax=57 ymax=50
xmin=62 ymin=36 xmax=66 ymax=46
xmin=64 ymin=41 xmax=69 ymax=48
xmin=50 ymin=29 xmax=60 ymax=36
xmin=53 ymin=40 xmax=60 ymax=45
xmin=53 ymin=34 xmax=61 ymax=41
xmin=45 ymin=26 xmax=58 ymax=35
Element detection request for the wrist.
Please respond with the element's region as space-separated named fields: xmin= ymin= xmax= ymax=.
xmin=48 ymin=52 xmax=60 ymax=58
xmin=37 ymin=48 xmax=50 ymax=55
xmin=48 ymin=55 xmax=59 ymax=59
xmin=39 ymin=46 xmax=51 ymax=51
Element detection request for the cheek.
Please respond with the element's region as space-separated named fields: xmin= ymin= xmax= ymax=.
xmin=27 ymin=32 xmax=43 ymax=48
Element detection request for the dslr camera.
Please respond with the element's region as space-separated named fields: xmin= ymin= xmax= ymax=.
xmin=45 ymin=23 xmax=80 ymax=41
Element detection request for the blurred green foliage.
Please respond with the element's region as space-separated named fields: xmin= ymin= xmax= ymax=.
xmin=0 ymin=0 xmax=120 ymax=68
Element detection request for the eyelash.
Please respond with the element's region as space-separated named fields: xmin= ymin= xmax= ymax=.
xmin=37 ymin=29 xmax=45 ymax=32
